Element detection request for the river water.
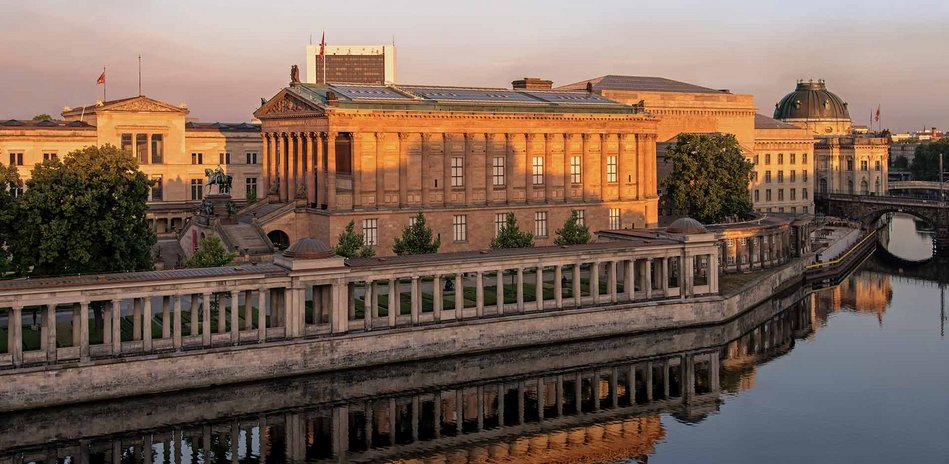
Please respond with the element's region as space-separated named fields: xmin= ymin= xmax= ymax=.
xmin=1 ymin=215 xmax=947 ymax=464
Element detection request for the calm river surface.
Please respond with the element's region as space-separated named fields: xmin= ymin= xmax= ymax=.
xmin=2 ymin=216 xmax=947 ymax=464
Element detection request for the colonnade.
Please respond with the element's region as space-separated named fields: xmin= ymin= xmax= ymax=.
xmin=261 ymin=131 xmax=658 ymax=210
xmin=720 ymin=229 xmax=793 ymax=273
xmin=0 ymin=350 xmax=719 ymax=464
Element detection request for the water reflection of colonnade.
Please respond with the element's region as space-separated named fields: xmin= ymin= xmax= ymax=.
xmin=1 ymin=299 xmax=813 ymax=464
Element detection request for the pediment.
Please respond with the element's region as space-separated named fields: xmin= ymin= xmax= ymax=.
xmin=102 ymin=97 xmax=188 ymax=113
xmin=255 ymin=90 xmax=324 ymax=118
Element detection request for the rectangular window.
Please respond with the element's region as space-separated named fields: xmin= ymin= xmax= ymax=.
xmin=492 ymin=156 xmax=505 ymax=186
xmin=875 ymin=160 xmax=881 ymax=171
xmin=573 ymin=209 xmax=585 ymax=226
xmin=532 ymin=156 xmax=544 ymax=185
xmin=246 ymin=152 xmax=258 ymax=165
xmin=765 ymin=154 xmax=771 ymax=165
xmin=753 ymin=155 xmax=759 ymax=165
xmin=778 ymin=153 xmax=784 ymax=164
xmin=121 ymin=133 xmax=132 ymax=153
xmin=751 ymin=171 xmax=758 ymax=182
xmin=778 ymin=189 xmax=784 ymax=201
xmin=803 ymin=188 xmax=808 ymax=199
xmin=246 ymin=177 xmax=257 ymax=199
xmin=608 ymin=208 xmax=621 ymax=230
xmin=149 ymin=175 xmax=163 ymax=201
xmin=151 ymin=134 xmax=164 ymax=164
xmin=766 ymin=189 xmax=772 ymax=201
xmin=847 ymin=159 xmax=854 ymax=171
xmin=42 ymin=152 xmax=57 ymax=161
xmin=790 ymin=170 xmax=796 ymax=182
xmin=803 ymin=170 xmax=808 ymax=182
xmin=791 ymin=188 xmax=797 ymax=201
xmin=10 ymin=187 xmax=23 ymax=198
xmin=606 ymin=155 xmax=617 ymax=183
xmin=802 ymin=153 xmax=808 ymax=164
xmin=453 ymin=215 xmax=467 ymax=242
xmin=220 ymin=152 xmax=231 ymax=165
xmin=765 ymin=171 xmax=772 ymax=183
xmin=535 ymin=211 xmax=548 ymax=237
xmin=9 ymin=153 xmax=23 ymax=166
xmin=754 ymin=189 xmax=760 ymax=202
xmin=451 ymin=157 xmax=464 ymax=187
xmin=790 ymin=153 xmax=796 ymax=164
xmin=778 ymin=171 xmax=784 ymax=183
xmin=495 ymin=213 xmax=506 ymax=237
xmin=190 ymin=179 xmax=203 ymax=200
xmin=861 ymin=160 xmax=868 ymax=171
xmin=804 ymin=206 xmax=809 ymax=214
xmin=192 ymin=152 xmax=203 ymax=165
xmin=570 ymin=156 xmax=582 ymax=184
xmin=362 ymin=219 xmax=378 ymax=246
xmin=136 ymin=134 xmax=148 ymax=164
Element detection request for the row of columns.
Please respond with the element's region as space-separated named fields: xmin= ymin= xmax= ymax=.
xmin=723 ymin=230 xmax=792 ymax=273
xmin=261 ymin=131 xmax=658 ymax=211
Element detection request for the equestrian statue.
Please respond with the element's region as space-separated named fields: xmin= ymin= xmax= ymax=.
xmin=204 ymin=166 xmax=233 ymax=195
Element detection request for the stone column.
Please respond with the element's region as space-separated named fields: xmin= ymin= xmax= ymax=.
xmin=661 ymin=258 xmax=669 ymax=296
xmin=516 ymin=268 xmax=525 ymax=312
xmin=710 ymin=252 xmax=720 ymax=294
xmin=278 ymin=134 xmax=288 ymax=202
xmin=388 ymin=278 xmax=398 ymax=327
xmin=44 ymin=304 xmax=56 ymax=362
xmin=496 ymin=269 xmax=505 ymax=315
xmin=573 ymin=263 xmax=582 ymax=307
xmin=537 ymin=378 xmax=546 ymax=420
xmin=79 ymin=302 xmax=89 ymax=361
xmin=644 ymin=259 xmax=653 ymax=299
xmin=364 ymin=282 xmax=373 ymax=331
xmin=326 ymin=131 xmax=337 ymax=211
xmin=143 ymin=297 xmax=153 ymax=351
xmin=288 ymin=133 xmax=298 ymax=201
xmin=262 ymin=133 xmax=271 ymax=196
xmin=554 ymin=265 xmax=563 ymax=309
xmin=10 ymin=305 xmax=22 ymax=366
xmin=307 ymin=133 xmax=317 ymax=206
xmin=230 ymin=291 xmax=240 ymax=343
xmin=608 ymin=261 xmax=618 ymax=303
xmin=591 ymin=262 xmax=600 ymax=305
xmin=173 ymin=295 xmax=183 ymax=349
xmin=683 ymin=255 xmax=694 ymax=298
xmin=217 ymin=294 xmax=226 ymax=335
xmin=411 ymin=277 xmax=420 ymax=324
xmin=475 ymin=271 xmax=484 ymax=317
xmin=315 ymin=132 xmax=325 ymax=207
xmin=332 ymin=280 xmax=349 ymax=334
xmin=432 ymin=275 xmax=442 ymax=322
xmin=347 ymin=283 xmax=356 ymax=322
xmin=132 ymin=298 xmax=142 ymax=341
xmin=636 ymin=134 xmax=645 ymax=199
xmin=257 ymin=289 xmax=267 ymax=341
xmin=202 ymin=292 xmax=212 ymax=346
xmin=646 ymin=363 xmax=654 ymax=402
xmin=243 ymin=290 xmax=253 ymax=330
xmin=454 ymin=273 xmax=464 ymax=316
xmin=111 ymin=298 xmax=122 ymax=353
xmin=399 ymin=133 xmax=409 ymax=207
xmin=625 ymin=259 xmax=635 ymax=301
xmin=535 ymin=266 xmax=544 ymax=310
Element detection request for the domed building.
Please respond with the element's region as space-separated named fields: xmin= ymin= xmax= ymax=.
xmin=774 ymin=79 xmax=889 ymax=196
xmin=774 ymin=79 xmax=853 ymax=136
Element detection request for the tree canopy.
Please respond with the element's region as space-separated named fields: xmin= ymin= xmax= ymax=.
xmin=0 ymin=164 xmax=22 ymax=274
xmin=554 ymin=211 xmax=591 ymax=246
xmin=393 ymin=212 xmax=440 ymax=255
xmin=490 ymin=213 xmax=534 ymax=249
xmin=909 ymin=139 xmax=949 ymax=181
xmin=7 ymin=144 xmax=156 ymax=276
xmin=333 ymin=220 xmax=376 ymax=258
xmin=892 ymin=155 xmax=909 ymax=170
xmin=661 ymin=133 xmax=755 ymax=224
xmin=31 ymin=114 xmax=53 ymax=121
xmin=186 ymin=235 xmax=236 ymax=268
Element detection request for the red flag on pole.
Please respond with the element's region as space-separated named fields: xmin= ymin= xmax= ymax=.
xmin=319 ymin=31 xmax=325 ymax=58
xmin=874 ymin=105 xmax=880 ymax=122
xmin=96 ymin=70 xmax=106 ymax=85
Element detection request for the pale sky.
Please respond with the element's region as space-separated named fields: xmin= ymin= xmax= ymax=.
xmin=2 ymin=0 xmax=947 ymax=132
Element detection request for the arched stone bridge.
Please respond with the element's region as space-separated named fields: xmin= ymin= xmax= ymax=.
xmin=817 ymin=193 xmax=949 ymax=256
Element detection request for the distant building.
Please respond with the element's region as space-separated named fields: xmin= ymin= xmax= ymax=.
xmin=0 ymin=96 xmax=261 ymax=235
xmin=304 ymin=44 xmax=396 ymax=85
xmin=752 ymin=114 xmax=816 ymax=214
xmin=773 ymin=80 xmax=888 ymax=196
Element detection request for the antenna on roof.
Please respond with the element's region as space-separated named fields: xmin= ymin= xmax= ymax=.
xmin=138 ymin=54 xmax=142 ymax=96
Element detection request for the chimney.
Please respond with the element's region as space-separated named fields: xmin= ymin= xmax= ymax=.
xmin=512 ymin=77 xmax=553 ymax=90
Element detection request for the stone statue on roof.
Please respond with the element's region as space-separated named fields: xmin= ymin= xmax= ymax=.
xmin=290 ymin=65 xmax=300 ymax=85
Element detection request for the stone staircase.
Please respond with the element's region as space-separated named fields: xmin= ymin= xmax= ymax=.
xmin=218 ymin=222 xmax=273 ymax=255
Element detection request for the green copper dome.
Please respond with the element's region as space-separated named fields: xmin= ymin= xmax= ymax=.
xmin=774 ymin=80 xmax=850 ymax=122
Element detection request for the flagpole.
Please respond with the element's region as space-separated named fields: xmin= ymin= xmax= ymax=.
xmin=103 ymin=66 xmax=106 ymax=101
xmin=322 ymin=29 xmax=326 ymax=84
xmin=138 ymin=54 xmax=142 ymax=96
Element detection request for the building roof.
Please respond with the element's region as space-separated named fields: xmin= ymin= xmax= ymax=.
xmin=0 ymin=264 xmax=286 ymax=293
xmin=0 ymin=119 xmax=94 ymax=130
xmin=61 ymin=95 xmax=189 ymax=118
xmin=264 ymin=82 xmax=642 ymax=116
xmin=773 ymin=80 xmax=851 ymax=122
xmin=185 ymin=121 xmax=261 ymax=132
xmin=754 ymin=113 xmax=801 ymax=130
xmin=556 ymin=75 xmax=728 ymax=94
xmin=667 ymin=217 xmax=708 ymax=234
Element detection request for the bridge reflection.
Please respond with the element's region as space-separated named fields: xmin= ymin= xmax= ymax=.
xmin=0 ymin=289 xmax=814 ymax=464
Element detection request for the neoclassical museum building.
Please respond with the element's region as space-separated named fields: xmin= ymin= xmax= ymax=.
xmin=252 ymin=77 xmax=660 ymax=254
xmin=773 ymin=80 xmax=888 ymax=196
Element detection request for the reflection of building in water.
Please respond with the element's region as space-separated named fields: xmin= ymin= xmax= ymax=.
xmin=813 ymin=270 xmax=892 ymax=326
xmin=1 ymin=299 xmax=816 ymax=464
xmin=720 ymin=299 xmax=813 ymax=394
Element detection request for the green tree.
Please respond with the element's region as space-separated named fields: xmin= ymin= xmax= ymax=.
xmin=333 ymin=220 xmax=376 ymax=258
xmin=892 ymin=155 xmax=909 ymax=170
xmin=910 ymin=139 xmax=949 ymax=181
xmin=393 ymin=212 xmax=440 ymax=255
xmin=186 ymin=235 xmax=236 ymax=268
xmin=8 ymin=144 xmax=156 ymax=276
xmin=0 ymin=164 xmax=22 ymax=274
xmin=554 ymin=211 xmax=591 ymax=246
xmin=490 ymin=212 xmax=534 ymax=249
xmin=31 ymin=114 xmax=52 ymax=121
xmin=661 ymin=133 xmax=754 ymax=224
